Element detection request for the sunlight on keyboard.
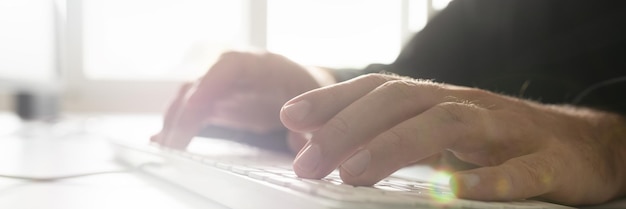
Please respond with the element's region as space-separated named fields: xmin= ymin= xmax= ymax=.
xmin=112 ymin=136 xmax=575 ymax=209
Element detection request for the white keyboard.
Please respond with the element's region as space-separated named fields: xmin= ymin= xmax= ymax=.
xmin=111 ymin=137 xmax=574 ymax=209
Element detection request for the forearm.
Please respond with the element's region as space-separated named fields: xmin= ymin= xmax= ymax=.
xmin=563 ymin=105 xmax=626 ymax=200
xmin=609 ymin=114 xmax=626 ymax=199
xmin=594 ymin=110 xmax=626 ymax=200
xmin=613 ymin=115 xmax=626 ymax=199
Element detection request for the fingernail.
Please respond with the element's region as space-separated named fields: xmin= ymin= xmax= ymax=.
xmin=341 ymin=149 xmax=371 ymax=176
xmin=283 ymin=100 xmax=311 ymax=122
xmin=294 ymin=144 xmax=321 ymax=173
xmin=459 ymin=174 xmax=480 ymax=190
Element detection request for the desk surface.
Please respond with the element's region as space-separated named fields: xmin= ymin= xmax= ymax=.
xmin=0 ymin=113 xmax=624 ymax=209
xmin=0 ymin=113 xmax=227 ymax=209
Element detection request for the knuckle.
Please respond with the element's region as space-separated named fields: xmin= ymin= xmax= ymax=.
xmin=358 ymin=73 xmax=395 ymax=86
xmin=507 ymin=157 xmax=554 ymax=193
xmin=178 ymin=82 xmax=195 ymax=95
xmin=431 ymin=102 xmax=469 ymax=124
xmin=377 ymin=79 xmax=444 ymax=105
xmin=381 ymin=79 xmax=411 ymax=88
xmin=516 ymin=160 xmax=542 ymax=183
xmin=259 ymin=51 xmax=281 ymax=60
xmin=380 ymin=80 xmax=418 ymax=98
xmin=325 ymin=116 xmax=350 ymax=138
xmin=379 ymin=129 xmax=414 ymax=158
xmin=219 ymin=51 xmax=270 ymax=64
xmin=462 ymin=87 xmax=492 ymax=99
xmin=219 ymin=50 xmax=245 ymax=60
xmin=455 ymin=88 xmax=502 ymax=109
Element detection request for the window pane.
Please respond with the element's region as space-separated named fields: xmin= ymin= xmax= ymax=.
xmin=267 ymin=0 xmax=402 ymax=69
xmin=0 ymin=0 xmax=56 ymax=84
xmin=408 ymin=0 xmax=428 ymax=33
xmin=82 ymin=0 xmax=245 ymax=80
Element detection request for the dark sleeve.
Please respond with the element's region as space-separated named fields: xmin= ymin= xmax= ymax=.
xmin=388 ymin=0 xmax=525 ymax=85
xmin=331 ymin=0 xmax=626 ymax=117
xmin=332 ymin=0 xmax=487 ymax=83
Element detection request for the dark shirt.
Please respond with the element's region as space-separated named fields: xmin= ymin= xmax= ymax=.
xmin=336 ymin=0 xmax=626 ymax=116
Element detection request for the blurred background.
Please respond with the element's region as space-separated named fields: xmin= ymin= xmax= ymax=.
xmin=0 ymin=0 xmax=451 ymax=116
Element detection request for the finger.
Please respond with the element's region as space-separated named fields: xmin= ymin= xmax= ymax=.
xmin=161 ymin=98 xmax=206 ymax=149
xmin=153 ymin=82 xmax=194 ymax=144
xmin=450 ymin=153 xmax=560 ymax=202
xmin=163 ymin=53 xmax=249 ymax=149
xmin=165 ymin=82 xmax=195 ymax=130
xmin=337 ymin=102 xmax=486 ymax=185
xmin=281 ymin=74 xmax=401 ymax=132
xmin=150 ymin=133 xmax=162 ymax=143
xmin=281 ymin=74 xmax=491 ymax=133
xmin=290 ymin=75 xmax=408 ymax=178
xmin=291 ymin=77 xmax=483 ymax=179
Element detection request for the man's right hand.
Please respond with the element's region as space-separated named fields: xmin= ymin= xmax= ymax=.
xmin=151 ymin=51 xmax=335 ymax=150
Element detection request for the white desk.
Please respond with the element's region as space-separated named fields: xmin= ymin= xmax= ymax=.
xmin=0 ymin=113 xmax=227 ymax=209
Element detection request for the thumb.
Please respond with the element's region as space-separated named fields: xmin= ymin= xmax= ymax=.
xmin=450 ymin=154 xmax=557 ymax=201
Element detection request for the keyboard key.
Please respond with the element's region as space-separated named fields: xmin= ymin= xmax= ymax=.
xmin=301 ymin=178 xmax=332 ymax=186
xmin=352 ymin=186 xmax=385 ymax=195
xmin=374 ymin=184 xmax=411 ymax=192
xmin=323 ymin=183 xmax=356 ymax=193
xmin=365 ymin=193 xmax=421 ymax=206
xmin=315 ymin=187 xmax=366 ymax=202
xmin=215 ymin=162 xmax=232 ymax=170
xmin=247 ymin=171 xmax=270 ymax=179
xmin=286 ymin=180 xmax=318 ymax=193
xmin=230 ymin=165 xmax=257 ymax=175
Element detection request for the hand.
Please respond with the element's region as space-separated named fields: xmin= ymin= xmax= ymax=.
xmin=152 ymin=51 xmax=335 ymax=150
xmin=280 ymin=73 xmax=626 ymax=205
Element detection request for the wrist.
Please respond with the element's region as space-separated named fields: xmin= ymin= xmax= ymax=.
xmin=567 ymin=106 xmax=626 ymax=201
xmin=618 ymin=144 xmax=626 ymax=199
xmin=606 ymin=113 xmax=626 ymax=199
xmin=614 ymin=144 xmax=626 ymax=199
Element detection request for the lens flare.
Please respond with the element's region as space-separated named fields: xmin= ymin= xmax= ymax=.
xmin=495 ymin=177 xmax=512 ymax=198
xmin=427 ymin=171 xmax=456 ymax=204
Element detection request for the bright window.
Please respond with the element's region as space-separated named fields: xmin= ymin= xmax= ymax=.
xmin=79 ymin=0 xmax=451 ymax=81
xmin=0 ymin=0 xmax=451 ymax=112
xmin=82 ymin=0 xmax=246 ymax=80
xmin=266 ymin=0 xmax=402 ymax=69
xmin=0 ymin=0 xmax=56 ymax=83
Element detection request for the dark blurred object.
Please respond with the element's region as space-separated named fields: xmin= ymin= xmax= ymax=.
xmin=13 ymin=91 xmax=59 ymax=121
